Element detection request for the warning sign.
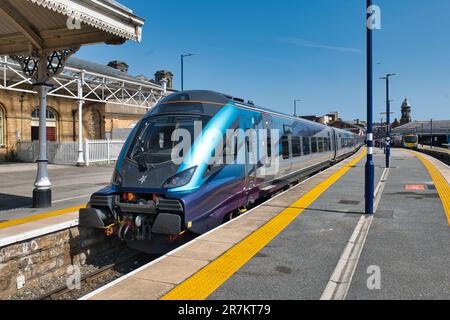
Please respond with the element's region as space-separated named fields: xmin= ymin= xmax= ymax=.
xmin=405 ymin=185 xmax=425 ymax=191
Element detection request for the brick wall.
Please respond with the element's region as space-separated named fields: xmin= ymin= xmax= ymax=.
xmin=0 ymin=226 xmax=123 ymax=299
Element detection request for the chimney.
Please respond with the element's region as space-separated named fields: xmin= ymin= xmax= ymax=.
xmin=160 ymin=78 xmax=167 ymax=93
xmin=155 ymin=70 xmax=174 ymax=89
xmin=107 ymin=60 xmax=129 ymax=73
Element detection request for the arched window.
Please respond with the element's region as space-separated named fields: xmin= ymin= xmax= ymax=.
xmin=31 ymin=108 xmax=58 ymax=141
xmin=31 ymin=108 xmax=57 ymax=120
xmin=0 ymin=106 xmax=4 ymax=146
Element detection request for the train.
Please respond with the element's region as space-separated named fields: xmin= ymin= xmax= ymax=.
xmin=80 ymin=90 xmax=364 ymax=253
xmin=402 ymin=134 xmax=419 ymax=149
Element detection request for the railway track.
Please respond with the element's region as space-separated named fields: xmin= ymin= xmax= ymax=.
xmin=37 ymin=252 xmax=150 ymax=300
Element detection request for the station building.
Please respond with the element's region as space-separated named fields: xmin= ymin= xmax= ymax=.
xmin=0 ymin=57 xmax=175 ymax=161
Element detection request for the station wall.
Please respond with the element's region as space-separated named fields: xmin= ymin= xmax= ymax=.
xmin=0 ymin=90 xmax=147 ymax=161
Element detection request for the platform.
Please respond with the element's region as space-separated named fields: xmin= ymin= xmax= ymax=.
xmin=82 ymin=147 xmax=449 ymax=300
xmin=0 ymin=163 xmax=112 ymax=226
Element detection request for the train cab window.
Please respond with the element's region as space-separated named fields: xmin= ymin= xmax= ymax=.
xmin=292 ymin=136 xmax=301 ymax=157
xmin=281 ymin=135 xmax=290 ymax=159
xmin=318 ymin=138 xmax=324 ymax=152
xmin=302 ymin=137 xmax=310 ymax=155
xmin=127 ymin=115 xmax=210 ymax=165
xmin=311 ymin=137 xmax=318 ymax=153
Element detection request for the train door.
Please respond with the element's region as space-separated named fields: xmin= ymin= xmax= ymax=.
xmin=331 ymin=128 xmax=337 ymax=159
xmin=243 ymin=116 xmax=257 ymax=205
xmin=262 ymin=114 xmax=274 ymax=181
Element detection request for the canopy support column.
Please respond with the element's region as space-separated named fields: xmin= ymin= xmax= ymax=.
xmin=76 ymin=72 xmax=85 ymax=166
xmin=33 ymin=82 xmax=52 ymax=207
xmin=12 ymin=48 xmax=78 ymax=208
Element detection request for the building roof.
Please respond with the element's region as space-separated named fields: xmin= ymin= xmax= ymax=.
xmin=66 ymin=57 xmax=161 ymax=87
xmin=392 ymin=120 xmax=450 ymax=135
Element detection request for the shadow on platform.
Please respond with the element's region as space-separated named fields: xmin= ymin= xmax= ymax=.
xmin=0 ymin=193 xmax=32 ymax=211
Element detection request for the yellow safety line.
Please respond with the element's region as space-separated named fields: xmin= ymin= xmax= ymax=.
xmin=0 ymin=205 xmax=86 ymax=229
xmin=407 ymin=150 xmax=450 ymax=226
xmin=161 ymin=149 xmax=367 ymax=300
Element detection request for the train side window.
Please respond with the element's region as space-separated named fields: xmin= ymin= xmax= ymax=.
xmin=311 ymin=137 xmax=318 ymax=153
xmin=281 ymin=135 xmax=290 ymax=159
xmin=292 ymin=136 xmax=301 ymax=157
xmin=324 ymin=137 xmax=329 ymax=151
xmin=318 ymin=138 xmax=324 ymax=152
xmin=302 ymin=137 xmax=310 ymax=155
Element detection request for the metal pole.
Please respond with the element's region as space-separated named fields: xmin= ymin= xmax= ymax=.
xmin=386 ymin=77 xmax=391 ymax=168
xmin=422 ymin=123 xmax=424 ymax=147
xmin=294 ymin=99 xmax=301 ymax=117
xmin=430 ymin=119 xmax=433 ymax=149
xmin=365 ymin=0 xmax=375 ymax=215
xmin=33 ymin=56 xmax=52 ymax=208
xmin=181 ymin=55 xmax=184 ymax=91
xmin=76 ymin=72 xmax=85 ymax=166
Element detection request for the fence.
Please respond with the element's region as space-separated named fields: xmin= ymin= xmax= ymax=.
xmin=16 ymin=139 xmax=125 ymax=166
xmin=84 ymin=139 xmax=124 ymax=166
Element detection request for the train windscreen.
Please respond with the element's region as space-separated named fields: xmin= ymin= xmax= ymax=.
xmin=127 ymin=115 xmax=211 ymax=166
xmin=404 ymin=135 xmax=418 ymax=143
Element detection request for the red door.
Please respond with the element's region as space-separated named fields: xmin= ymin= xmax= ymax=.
xmin=31 ymin=127 xmax=56 ymax=141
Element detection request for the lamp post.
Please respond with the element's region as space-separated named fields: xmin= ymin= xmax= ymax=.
xmin=365 ymin=0 xmax=375 ymax=215
xmin=294 ymin=99 xmax=302 ymax=117
xmin=422 ymin=122 xmax=424 ymax=147
xmin=181 ymin=53 xmax=195 ymax=91
xmin=380 ymin=73 xmax=395 ymax=168
xmin=430 ymin=119 xmax=433 ymax=149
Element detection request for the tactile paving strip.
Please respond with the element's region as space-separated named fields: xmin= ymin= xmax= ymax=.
xmin=161 ymin=150 xmax=367 ymax=300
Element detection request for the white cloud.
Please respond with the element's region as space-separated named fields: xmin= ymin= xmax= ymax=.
xmin=279 ymin=37 xmax=363 ymax=54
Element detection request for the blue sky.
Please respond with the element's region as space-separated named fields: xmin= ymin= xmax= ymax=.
xmin=76 ymin=0 xmax=450 ymax=121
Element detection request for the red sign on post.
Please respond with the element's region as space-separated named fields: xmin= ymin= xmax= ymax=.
xmin=405 ymin=185 xmax=425 ymax=191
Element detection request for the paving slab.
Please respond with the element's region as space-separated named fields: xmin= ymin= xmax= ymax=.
xmin=347 ymin=149 xmax=450 ymax=300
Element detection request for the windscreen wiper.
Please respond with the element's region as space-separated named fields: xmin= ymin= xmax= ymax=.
xmin=134 ymin=137 xmax=152 ymax=171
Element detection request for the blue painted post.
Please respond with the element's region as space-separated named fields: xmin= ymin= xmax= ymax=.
xmin=386 ymin=77 xmax=390 ymax=167
xmin=365 ymin=0 xmax=375 ymax=215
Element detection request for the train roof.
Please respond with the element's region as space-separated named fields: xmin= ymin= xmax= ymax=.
xmin=158 ymin=90 xmax=360 ymax=136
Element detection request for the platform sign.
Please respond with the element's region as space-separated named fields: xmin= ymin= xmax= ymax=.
xmin=405 ymin=185 xmax=425 ymax=191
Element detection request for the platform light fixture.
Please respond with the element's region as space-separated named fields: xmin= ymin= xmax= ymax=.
xmin=380 ymin=73 xmax=396 ymax=168
xmin=181 ymin=53 xmax=195 ymax=91
xmin=294 ymin=99 xmax=302 ymax=117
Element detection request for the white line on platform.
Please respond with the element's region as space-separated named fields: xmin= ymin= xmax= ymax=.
xmin=320 ymin=167 xmax=389 ymax=300
xmin=0 ymin=219 xmax=79 ymax=247
xmin=52 ymin=194 xmax=91 ymax=204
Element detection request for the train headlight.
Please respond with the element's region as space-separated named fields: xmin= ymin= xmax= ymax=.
xmin=163 ymin=167 xmax=197 ymax=189
xmin=111 ymin=169 xmax=123 ymax=187
xmin=135 ymin=215 xmax=143 ymax=227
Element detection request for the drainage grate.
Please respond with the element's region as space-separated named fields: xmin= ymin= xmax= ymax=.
xmin=338 ymin=200 xmax=361 ymax=205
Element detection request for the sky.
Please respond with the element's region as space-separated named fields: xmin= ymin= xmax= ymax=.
xmin=75 ymin=0 xmax=450 ymax=121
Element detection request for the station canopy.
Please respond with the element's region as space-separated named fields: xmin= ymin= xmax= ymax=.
xmin=0 ymin=0 xmax=144 ymax=55
xmin=392 ymin=120 xmax=450 ymax=135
